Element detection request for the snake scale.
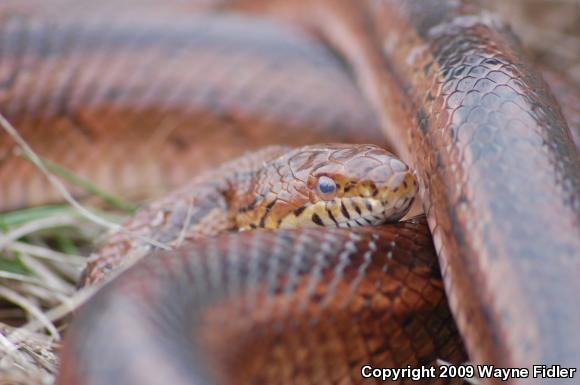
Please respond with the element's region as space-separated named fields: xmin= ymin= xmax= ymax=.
xmin=0 ymin=1 xmax=578 ymax=385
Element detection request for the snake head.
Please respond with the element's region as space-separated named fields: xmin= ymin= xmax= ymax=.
xmin=235 ymin=144 xmax=417 ymax=230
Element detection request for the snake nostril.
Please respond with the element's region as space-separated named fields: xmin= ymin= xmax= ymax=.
xmin=387 ymin=172 xmax=406 ymax=191
xmin=390 ymin=158 xmax=408 ymax=172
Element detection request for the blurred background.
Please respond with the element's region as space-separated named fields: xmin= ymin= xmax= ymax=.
xmin=490 ymin=0 xmax=580 ymax=82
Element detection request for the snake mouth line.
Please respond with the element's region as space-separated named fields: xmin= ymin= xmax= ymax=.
xmin=278 ymin=194 xmax=415 ymax=229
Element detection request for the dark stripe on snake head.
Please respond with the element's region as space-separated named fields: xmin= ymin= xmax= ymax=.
xmin=353 ymin=203 xmax=362 ymax=216
xmin=294 ymin=206 xmax=306 ymax=216
xmin=326 ymin=207 xmax=339 ymax=226
xmin=312 ymin=213 xmax=324 ymax=226
xmin=259 ymin=199 xmax=277 ymax=227
xmin=340 ymin=201 xmax=350 ymax=219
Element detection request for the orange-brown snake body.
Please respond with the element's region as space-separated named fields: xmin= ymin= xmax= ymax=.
xmin=0 ymin=1 xmax=578 ymax=384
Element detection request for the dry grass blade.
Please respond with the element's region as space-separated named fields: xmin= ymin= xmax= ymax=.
xmin=0 ymin=323 xmax=56 ymax=385
xmin=8 ymin=287 xmax=97 ymax=344
xmin=0 ymin=114 xmax=123 ymax=233
xmin=0 ymin=271 xmax=62 ymax=289
xmin=8 ymin=243 xmax=85 ymax=265
xmin=0 ymin=216 xmax=81 ymax=251
xmin=0 ymin=113 xmax=170 ymax=251
xmin=175 ymin=199 xmax=195 ymax=247
xmin=19 ymin=255 xmax=76 ymax=295
xmin=0 ymin=288 xmax=59 ymax=340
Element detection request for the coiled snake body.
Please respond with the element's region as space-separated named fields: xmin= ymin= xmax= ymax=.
xmin=0 ymin=1 xmax=578 ymax=384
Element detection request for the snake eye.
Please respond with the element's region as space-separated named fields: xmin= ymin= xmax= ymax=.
xmin=316 ymin=176 xmax=337 ymax=200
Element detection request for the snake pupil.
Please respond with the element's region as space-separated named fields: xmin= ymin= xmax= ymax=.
xmin=317 ymin=175 xmax=337 ymax=200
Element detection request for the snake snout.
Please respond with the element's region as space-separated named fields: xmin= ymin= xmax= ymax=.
xmin=374 ymin=164 xmax=417 ymax=223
